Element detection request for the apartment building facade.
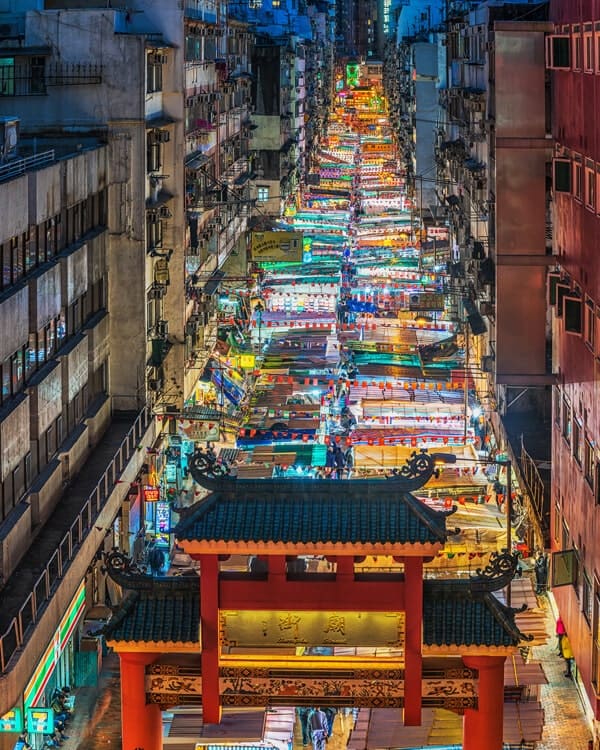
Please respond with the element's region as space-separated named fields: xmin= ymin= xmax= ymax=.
xmin=549 ymin=0 xmax=600 ymax=737
xmin=0 ymin=0 xmax=252 ymax=736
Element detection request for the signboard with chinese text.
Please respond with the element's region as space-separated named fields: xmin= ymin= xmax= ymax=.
xmin=177 ymin=419 xmax=220 ymax=442
xmin=250 ymin=231 xmax=303 ymax=263
xmin=26 ymin=708 xmax=54 ymax=734
xmin=220 ymin=610 xmax=405 ymax=648
xmin=426 ymin=226 xmax=449 ymax=241
xmin=144 ymin=486 xmax=160 ymax=502
xmin=408 ymin=293 xmax=445 ymax=312
xmin=0 ymin=708 xmax=22 ymax=733
xmin=239 ymin=354 xmax=256 ymax=369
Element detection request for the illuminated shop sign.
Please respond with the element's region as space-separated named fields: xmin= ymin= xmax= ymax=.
xmin=26 ymin=707 xmax=54 ymax=734
xmin=24 ymin=582 xmax=86 ymax=709
xmin=0 ymin=708 xmax=23 ymax=733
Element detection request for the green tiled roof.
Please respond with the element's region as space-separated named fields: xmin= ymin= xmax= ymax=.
xmin=104 ymin=589 xmax=200 ymax=644
xmin=422 ymin=580 xmax=522 ymax=648
xmin=103 ymin=579 xmax=522 ymax=648
xmin=175 ymin=480 xmax=450 ymax=546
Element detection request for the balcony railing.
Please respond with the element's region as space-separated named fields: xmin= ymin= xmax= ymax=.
xmin=0 ymin=150 xmax=55 ymax=184
xmin=0 ymin=62 xmax=103 ymax=96
xmin=0 ymin=406 xmax=152 ymax=674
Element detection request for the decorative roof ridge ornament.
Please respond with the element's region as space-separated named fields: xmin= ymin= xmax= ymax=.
xmin=469 ymin=550 xmax=520 ymax=593
xmin=103 ymin=550 xmax=198 ymax=593
xmin=188 ymin=446 xmax=456 ymax=493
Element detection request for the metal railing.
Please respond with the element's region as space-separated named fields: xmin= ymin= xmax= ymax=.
xmin=520 ymin=439 xmax=549 ymax=535
xmin=0 ymin=150 xmax=55 ymax=184
xmin=0 ymin=406 xmax=152 ymax=674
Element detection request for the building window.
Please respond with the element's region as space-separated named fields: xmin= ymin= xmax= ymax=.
xmin=573 ymin=25 xmax=582 ymax=70
xmin=584 ymin=298 xmax=595 ymax=348
xmin=547 ymin=35 xmax=571 ymax=69
xmin=584 ymin=27 xmax=594 ymax=72
xmin=595 ymin=23 xmax=600 ymax=73
xmin=0 ymin=57 xmax=15 ymax=96
xmin=553 ymin=387 xmax=561 ymax=427
xmin=573 ymin=157 xmax=583 ymax=201
xmin=585 ymin=438 xmax=595 ymax=488
xmin=585 ymin=162 xmax=596 ymax=209
xmin=584 ymin=571 xmax=593 ymax=624
xmin=147 ymin=55 xmax=163 ymax=94
xmin=1 ymin=347 xmax=26 ymax=405
xmin=257 ymin=186 xmax=270 ymax=202
xmin=562 ymin=397 xmax=572 ymax=444
xmin=573 ymin=418 xmax=582 ymax=464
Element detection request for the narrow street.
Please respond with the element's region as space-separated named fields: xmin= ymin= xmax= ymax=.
xmin=58 ymin=63 xmax=591 ymax=750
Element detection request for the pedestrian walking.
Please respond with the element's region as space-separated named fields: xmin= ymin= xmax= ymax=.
xmin=308 ymin=707 xmax=329 ymax=750
xmin=344 ymin=446 xmax=354 ymax=478
xmin=562 ymin=634 xmax=575 ymax=678
xmin=534 ymin=551 xmax=548 ymax=594
xmin=323 ymin=707 xmax=337 ymax=738
xmin=297 ymin=706 xmax=311 ymax=746
xmin=325 ymin=444 xmax=336 ymax=477
xmin=148 ymin=542 xmax=165 ymax=576
xmin=556 ymin=615 xmax=566 ymax=656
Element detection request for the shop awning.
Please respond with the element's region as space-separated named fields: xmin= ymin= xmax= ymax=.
xmin=204 ymin=269 xmax=225 ymax=296
xmin=186 ymin=151 xmax=210 ymax=171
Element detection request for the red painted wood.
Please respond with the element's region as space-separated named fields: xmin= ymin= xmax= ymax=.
xmin=219 ymin=577 xmax=406 ymax=611
xmin=119 ymin=652 xmax=162 ymax=750
xmin=403 ymin=557 xmax=423 ymax=725
xmin=462 ymin=655 xmax=506 ymax=750
xmin=200 ymin=555 xmax=221 ymax=723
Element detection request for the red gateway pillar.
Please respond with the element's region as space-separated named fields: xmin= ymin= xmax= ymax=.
xmin=403 ymin=557 xmax=423 ymax=725
xmin=199 ymin=554 xmax=222 ymax=723
xmin=462 ymin=655 xmax=506 ymax=750
xmin=119 ymin=652 xmax=162 ymax=750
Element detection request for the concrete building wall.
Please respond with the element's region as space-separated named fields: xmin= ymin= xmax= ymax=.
xmin=0 ymin=145 xmax=110 ymax=582
xmin=550 ymin=0 xmax=600 ymax=732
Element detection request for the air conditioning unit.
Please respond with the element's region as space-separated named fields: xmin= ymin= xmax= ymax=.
xmin=0 ymin=116 xmax=19 ymax=163
xmin=159 ymin=206 xmax=172 ymax=218
xmin=148 ymin=285 xmax=165 ymax=300
xmin=156 ymin=320 xmax=169 ymax=337
xmin=157 ymin=130 xmax=170 ymax=143
xmin=148 ymin=377 xmax=164 ymax=392
xmin=481 ymin=355 xmax=495 ymax=373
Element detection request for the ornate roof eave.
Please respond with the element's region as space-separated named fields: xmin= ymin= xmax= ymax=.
xmin=103 ymin=551 xmax=199 ymax=593
xmin=106 ymin=638 xmax=200 ymax=653
xmin=423 ymin=644 xmax=519 ymax=657
xmin=424 ymin=552 xmax=532 ymax=645
xmin=176 ymin=539 xmax=445 ymax=557
xmin=425 ymin=552 xmax=521 ymax=597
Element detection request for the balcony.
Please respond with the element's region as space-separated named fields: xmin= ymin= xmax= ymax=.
xmin=0 ymin=61 xmax=103 ymax=96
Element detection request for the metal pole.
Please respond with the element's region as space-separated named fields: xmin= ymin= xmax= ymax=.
xmin=506 ymin=458 xmax=512 ymax=607
xmin=463 ymin=324 xmax=469 ymax=443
